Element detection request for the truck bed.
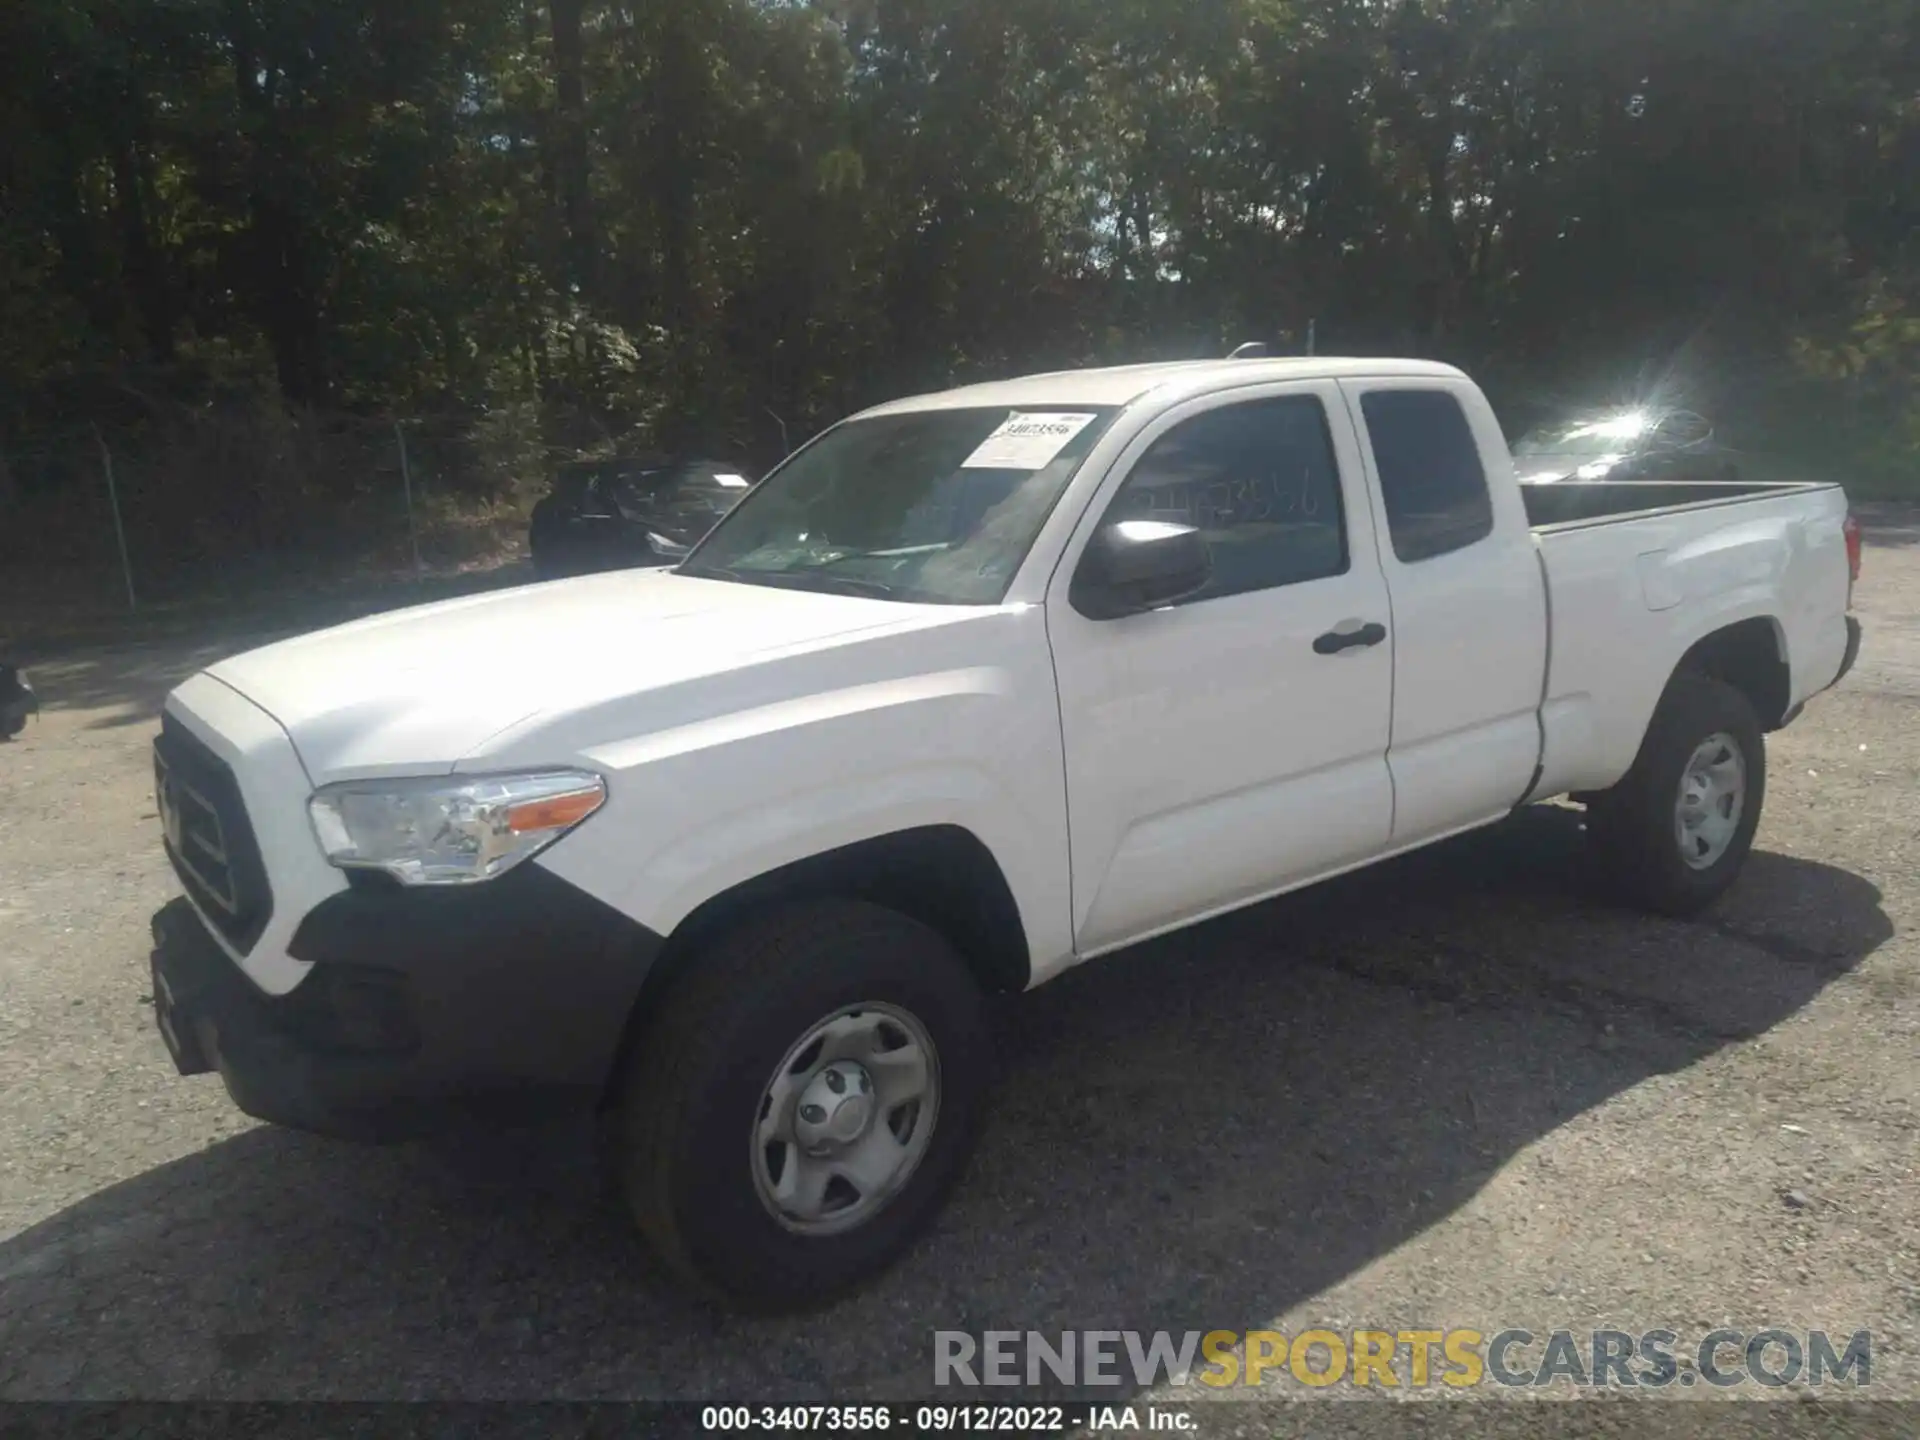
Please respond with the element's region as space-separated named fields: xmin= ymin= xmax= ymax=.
xmin=1520 ymin=478 xmax=1828 ymax=530
xmin=1523 ymin=475 xmax=1852 ymax=803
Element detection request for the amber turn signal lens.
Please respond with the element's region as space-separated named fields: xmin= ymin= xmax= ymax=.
xmin=506 ymin=788 xmax=605 ymax=833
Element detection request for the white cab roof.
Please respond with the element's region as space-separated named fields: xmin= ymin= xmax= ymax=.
xmin=857 ymin=357 xmax=1468 ymax=417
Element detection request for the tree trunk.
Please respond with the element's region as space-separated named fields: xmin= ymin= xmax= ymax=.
xmin=1422 ymin=133 xmax=1467 ymax=349
xmin=549 ymin=0 xmax=598 ymax=300
xmin=227 ymin=0 xmax=326 ymax=403
xmin=46 ymin=127 xmax=115 ymax=338
xmin=111 ymin=126 xmax=175 ymax=364
xmin=656 ymin=4 xmax=701 ymax=446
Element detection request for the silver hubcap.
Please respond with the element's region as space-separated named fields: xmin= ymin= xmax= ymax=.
xmin=751 ymin=1003 xmax=939 ymax=1235
xmin=1675 ymin=732 xmax=1747 ymax=870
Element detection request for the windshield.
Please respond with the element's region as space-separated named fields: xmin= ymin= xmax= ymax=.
xmin=1512 ymin=411 xmax=1654 ymax=458
xmin=679 ymin=407 xmax=1118 ymax=604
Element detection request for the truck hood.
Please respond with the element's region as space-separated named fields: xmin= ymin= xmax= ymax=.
xmin=207 ymin=570 xmax=938 ymax=781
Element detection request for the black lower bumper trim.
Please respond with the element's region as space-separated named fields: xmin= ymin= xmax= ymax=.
xmin=149 ymin=913 xmax=214 ymax=1077
xmin=1835 ymin=615 xmax=1863 ymax=688
xmin=149 ymin=864 xmax=663 ymax=1141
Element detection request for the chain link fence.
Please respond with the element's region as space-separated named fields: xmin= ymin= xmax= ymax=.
xmin=0 ymin=403 xmax=616 ymax=624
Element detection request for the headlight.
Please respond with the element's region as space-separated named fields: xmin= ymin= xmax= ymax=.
xmin=308 ymin=770 xmax=607 ymax=886
xmin=646 ymin=530 xmax=689 ymax=556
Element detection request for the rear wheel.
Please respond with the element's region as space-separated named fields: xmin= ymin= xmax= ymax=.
xmin=611 ymin=898 xmax=990 ymax=1310
xmin=1587 ymin=673 xmax=1766 ymax=916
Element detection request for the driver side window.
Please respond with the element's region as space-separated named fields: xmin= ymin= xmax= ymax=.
xmin=1097 ymin=396 xmax=1348 ymax=605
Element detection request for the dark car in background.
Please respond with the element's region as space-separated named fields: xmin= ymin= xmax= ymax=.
xmin=1511 ymin=407 xmax=1741 ymax=485
xmin=528 ymin=456 xmax=756 ymax=579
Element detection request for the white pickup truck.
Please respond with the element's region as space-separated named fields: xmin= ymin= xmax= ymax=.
xmin=149 ymin=357 xmax=1862 ymax=1307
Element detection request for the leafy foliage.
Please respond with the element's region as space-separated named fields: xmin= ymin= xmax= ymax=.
xmin=1 ymin=0 xmax=1916 ymax=493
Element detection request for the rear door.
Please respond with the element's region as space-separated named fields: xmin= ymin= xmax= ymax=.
xmin=1048 ymin=382 xmax=1396 ymax=954
xmin=1340 ymin=380 xmax=1549 ymax=844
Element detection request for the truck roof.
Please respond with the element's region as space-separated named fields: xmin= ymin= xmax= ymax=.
xmin=858 ymin=356 xmax=1469 ymax=417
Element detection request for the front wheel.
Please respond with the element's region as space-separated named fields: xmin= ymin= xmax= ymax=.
xmin=1587 ymin=673 xmax=1767 ymax=916
xmin=611 ymin=899 xmax=990 ymax=1310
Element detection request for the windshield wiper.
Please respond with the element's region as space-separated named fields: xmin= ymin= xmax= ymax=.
xmin=780 ymin=551 xmax=914 ymax=597
xmin=801 ymin=543 xmax=946 ymax=567
xmin=691 ymin=566 xmax=899 ymax=601
xmin=776 ymin=572 xmax=899 ymax=600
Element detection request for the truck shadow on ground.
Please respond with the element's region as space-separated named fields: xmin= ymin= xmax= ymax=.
xmin=0 ymin=807 xmax=1890 ymax=1399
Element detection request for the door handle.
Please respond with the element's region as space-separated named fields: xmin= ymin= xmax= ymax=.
xmin=1312 ymin=621 xmax=1388 ymax=655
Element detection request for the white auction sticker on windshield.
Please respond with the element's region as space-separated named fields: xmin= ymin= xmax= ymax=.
xmin=960 ymin=412 xmax=1099 ymax=470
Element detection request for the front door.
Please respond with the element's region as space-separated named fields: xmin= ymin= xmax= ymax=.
xmin=1047 ymin=384 xmax=1397 ymax=955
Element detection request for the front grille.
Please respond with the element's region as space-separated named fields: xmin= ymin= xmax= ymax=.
xmin=154 ymin=715 xmax=273 ymax=951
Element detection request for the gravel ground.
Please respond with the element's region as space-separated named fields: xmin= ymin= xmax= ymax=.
xmin=2 ymin=512 xmax=1917 ymax=1418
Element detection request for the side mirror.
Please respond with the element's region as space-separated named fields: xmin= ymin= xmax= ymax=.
xmin=1072 ymin=520 xmax=1212 ymax=619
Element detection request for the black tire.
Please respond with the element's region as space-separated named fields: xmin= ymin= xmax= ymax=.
xmin=1587 ymin=673 xmax=1767 ymax=916
xmin=612 ymin=898 xmax=990 ymax=1310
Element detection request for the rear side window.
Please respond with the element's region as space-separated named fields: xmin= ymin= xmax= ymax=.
xmin=1360 ymin=390 xmax=1494 ymax=563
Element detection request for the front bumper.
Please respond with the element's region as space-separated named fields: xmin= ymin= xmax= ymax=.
xmin=150 ymin=864 xmax=663 ymax=1140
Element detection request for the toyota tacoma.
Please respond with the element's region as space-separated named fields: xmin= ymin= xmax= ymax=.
xmin=148 ymin=356 xmax=1864 ymax=1308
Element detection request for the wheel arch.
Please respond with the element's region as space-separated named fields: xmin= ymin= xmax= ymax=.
xmin=597 ymin=824 xmax=1030 ymax=1105
xmin=1670 ymin=615 xmax=1791 ymax=731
